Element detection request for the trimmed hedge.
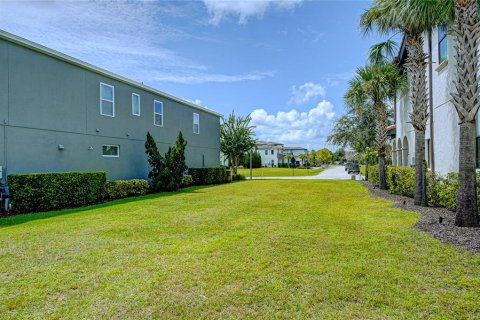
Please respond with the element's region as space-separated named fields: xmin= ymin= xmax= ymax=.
xmin=232 ymin=174 xmax=246 ymax=181
xmin=189 ymin=167 xmax=227 ymax=185
xmin=7 ymin=171 xmax=106 ymax=214
xmin=105 ymin=179 xmax=149 ymax=200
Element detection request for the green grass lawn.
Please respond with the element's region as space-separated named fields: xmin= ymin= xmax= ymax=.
xmin=1 ymin=181 xmax=480 ymax=319
xmin=237 ymin=167 xmax=323 ymax=177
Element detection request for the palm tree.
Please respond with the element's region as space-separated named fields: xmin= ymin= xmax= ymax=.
xmin=447 ymin=0 xmax=480 ymax=226
xmin=284 ymin=154 xmax=293 ymax=168
xmin=298 ymin=153 xmax=307 ymax=167
xmin=344 ymin=63 xmax=406 ymax=189
xmin=360 ymin=0 xmax=448 ymax=206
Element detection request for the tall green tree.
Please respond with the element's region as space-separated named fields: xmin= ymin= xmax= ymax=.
xmin=327 ymin=103 xmax=377 ymax=154
xmin=333 ymin=148 xmax=346 ymax=162
xmin=360 ymin=0 xmax=448 ymax=204
xmin=317 ymin=148 xmax=333 ymax=165
xmin=344 ymin=63 xmax=406 ymax=189
xmin=242 ymin=151 xmax=262 ymax=168
xmin=220 ymin=112 xmax=256 ymax=174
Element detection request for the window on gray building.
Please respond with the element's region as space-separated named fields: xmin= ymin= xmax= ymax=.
xmin=100 ymin=83 xmax=114 ymax=117
xmin=271 ymin=150 xmax=274 ymax=155
xmin=154 ymin=100 xmax=163 ymax=126
xmin=132 ymin=93 xmax=140 ymax=116
xmin=438 ymin=26 xmax=447 ymax=64
xmin=193 ymin=113 xmax=200 ymax=134
xmin=102 ymin=145 xmax=119 ymax=158
xmin=265 ymin=150 xmax=268 ymax=155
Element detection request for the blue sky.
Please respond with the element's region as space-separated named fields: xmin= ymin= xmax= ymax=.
xmin=0 ymin=0 xmax=381 ymax=150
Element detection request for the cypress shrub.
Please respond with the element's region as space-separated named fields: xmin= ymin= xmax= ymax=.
xmin=7 ymin=171 xmax=106 ymax=214
xmin=189 ymin=167 xmax=227 ymax=185
xmin=105 ymin=179 xmax=149 ymax=200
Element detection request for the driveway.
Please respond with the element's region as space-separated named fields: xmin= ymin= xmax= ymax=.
xmin=251 ymin=165 xmax=359 ymax=180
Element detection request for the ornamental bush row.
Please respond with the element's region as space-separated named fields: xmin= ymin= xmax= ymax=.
xmin=8 ymin=167 xmax=228 ymax=214
xmin=105 ymin=179 xmax=149 ymax=200
xmin=367 ymin=165 xmax=480 ymax=211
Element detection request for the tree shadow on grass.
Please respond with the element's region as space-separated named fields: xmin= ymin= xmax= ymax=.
xmin=0 ymin=185 xmax=218 ymax=229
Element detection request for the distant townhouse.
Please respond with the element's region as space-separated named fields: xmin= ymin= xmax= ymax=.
xmin=255 ymin=141 xmax=284 ymax=167
xmin=255 ymin=141 xmax=307 ymax=167
xmin=391 ymin=27 xmax=477 ymax=175
xmin=0 ymin=30 xmax=221 ymax=186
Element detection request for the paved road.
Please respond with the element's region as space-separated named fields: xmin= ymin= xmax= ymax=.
xmin=251 ymin=165 xmax=360 ymax=180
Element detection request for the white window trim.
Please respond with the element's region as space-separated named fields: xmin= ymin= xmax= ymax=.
xmin=102 ymin=144 xmax=120 ymax=158
xmin=100 ymin=82 xmax=115 ymax=117
xmin=132 ymin=93 xmax=140 ymax=116
xmin=154 ymin=100 xmax=163 ymax=127
xmin=193 ymin=112 xmax=200 ymax=134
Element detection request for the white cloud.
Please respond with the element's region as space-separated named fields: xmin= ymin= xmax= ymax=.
xmin=289 ymin=82 xmax=326 ymax=105
xmin=184 ymin=98 xmax=203 ymax=106
xmin=0 ymin=1 xmax=272 ymax=85
xmin=203 ymin=0 xmax=303 ymax=25
xmin=250 ymin=100 xmax=336 ymax=148
xmin=153 ymin=70 xmax=274 ymax=84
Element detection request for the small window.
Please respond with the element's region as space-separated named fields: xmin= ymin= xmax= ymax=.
xmin=132 ymin=93 xmax=140 ymax=116
xmin=102 ymin=145 xmax=119 ymax=158
xmin=193 ymin=113 xmax=200 ymax=134
xmin=100 ymin=83 xmax=114 ymax=117
xmin=271 ymin=150 xmax=274 ymax=155
xmin=438 ymin=26 xmax=447 ymax=64
xmin=154 ymin=100 xmax=163 ymax=126
xmin=265 ymin=150 xmax=268 ymax=155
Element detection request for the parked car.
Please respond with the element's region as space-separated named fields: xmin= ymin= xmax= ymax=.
xmin=346 ymin=162 xmax=360 ymax=174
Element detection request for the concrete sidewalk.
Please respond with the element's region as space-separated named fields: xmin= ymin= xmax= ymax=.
xmin=248 ymin=166 xmax=361 ymax=180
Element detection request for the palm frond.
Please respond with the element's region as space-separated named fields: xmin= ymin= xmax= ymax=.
xmin=369 ymin=40 xmax=398 ymax=65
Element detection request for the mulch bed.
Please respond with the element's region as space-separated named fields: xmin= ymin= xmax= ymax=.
xmin=362 ymin=181 xmax=480 ymax=254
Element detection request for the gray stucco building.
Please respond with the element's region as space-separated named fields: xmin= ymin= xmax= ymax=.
xmin=0 ymin=30 xmax=221 ymax=186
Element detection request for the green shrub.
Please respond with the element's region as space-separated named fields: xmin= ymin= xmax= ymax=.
xmin=386 ymin=166 xmax=414 ymax=197
xmin=368 ymin=164 xmax=379 ymax=187
xmin=105 ymin=179 xmax=149 ymax=200
xmin=371 ymin=166 xmax=480 ymax=212
xmin=181 ymin=175 xmax=193 ymax=187
xmin=189 ymin=167 xmax=227 ymax=185
xmin=232 ymin=174 xmax=246 ymax=181
xmin=7 ymin=171 xmax=106 ymax=214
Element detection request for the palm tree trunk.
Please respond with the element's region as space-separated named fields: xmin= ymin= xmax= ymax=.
xmin=405 ymin=33 xmax=428 ymax=206
xmin=374 ymin=102 xmax=388 ymax=190
xmin=456 ymin=122 xmax=479 ymax=226
xmin=451 ymin=0 xmax=480 ymax=227
xmin=414 ymin=130 xmax=427 ymax=206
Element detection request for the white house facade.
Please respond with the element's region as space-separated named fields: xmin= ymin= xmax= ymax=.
xmin=391 ymin=27 xmax=479 ymax=175
xmin=255 ymin=141 xmax=285 ymax=167
xmin=255 ymin=141 xmax=308 ymax=167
